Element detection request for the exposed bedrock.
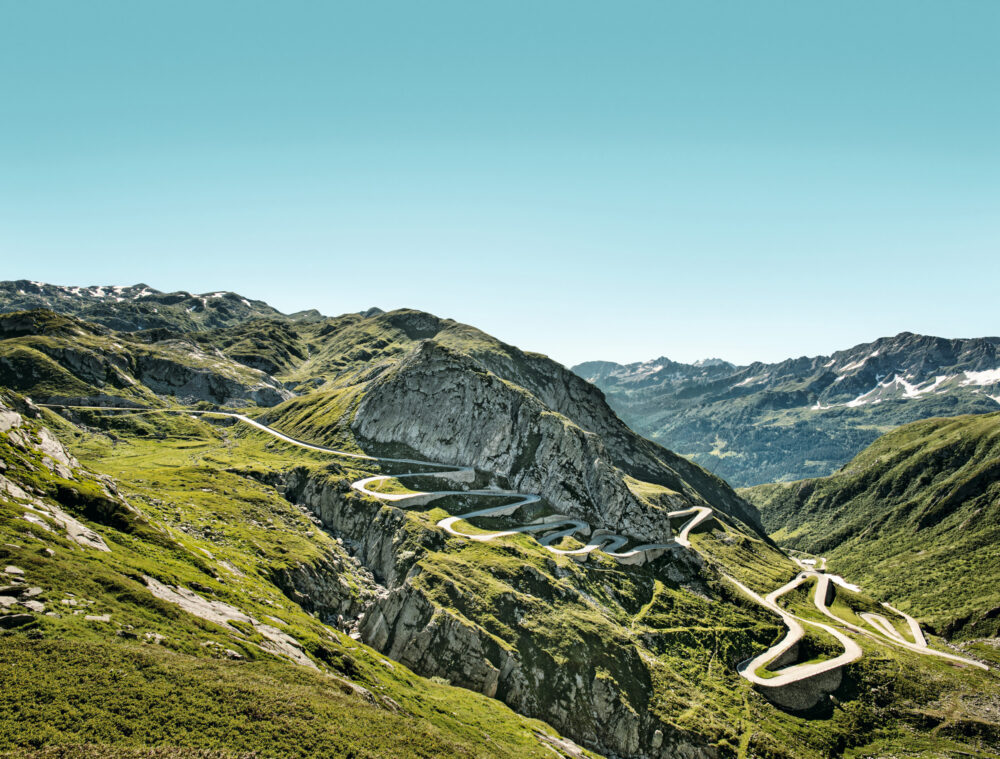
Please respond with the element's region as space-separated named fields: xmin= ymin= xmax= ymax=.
xmin=353 ymin=343 xmax=673 ymax=543
xmin=131 ymin=355 xmax=291 ymax=406
xmin=278 ymin=468 xmax=716 ymax=759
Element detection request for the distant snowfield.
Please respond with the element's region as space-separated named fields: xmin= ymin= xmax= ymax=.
xmin=962 ymin=368 xmax=1000 ymax=386
xmin=776 ymin=367 xmax=1000 ymax=411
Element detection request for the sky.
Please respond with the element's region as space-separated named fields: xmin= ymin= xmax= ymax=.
xmin=1 ymin=1 xmax=997 ymax=368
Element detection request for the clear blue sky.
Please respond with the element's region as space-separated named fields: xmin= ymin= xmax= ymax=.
xmin=2 ymin=1 xmax=997 ymax=367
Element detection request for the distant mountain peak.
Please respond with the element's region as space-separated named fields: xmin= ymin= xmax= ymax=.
xmin=692 ymin=357 xmax=731 ymax=368
xmin=0 ymin=280 xmax=284 ymax=333
xmin=574 ymin=332 xmax=1000 ymax=486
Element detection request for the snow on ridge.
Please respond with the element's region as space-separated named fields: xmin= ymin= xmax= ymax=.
xmin=839 ymin=358 xmax=866 ymax=373
xmin=835 ymin=372 xmax=960 ymax=409
xmin=846 ymin=386 xmax=879 ymax=407
xmin=960 ymin=368 xmax=1000 ymax=387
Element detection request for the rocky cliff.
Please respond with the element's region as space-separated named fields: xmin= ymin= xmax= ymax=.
xmin=351 ymin=341 xmax=760 ymax=543
xmin=277 ymin=464 xmax=738 ymax=759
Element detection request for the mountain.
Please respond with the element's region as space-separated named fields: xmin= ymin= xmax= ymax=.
xmin=0 ymin=280 xmax=288 ymax=332
xmin=2 ymin=292 xmax=998 ymax=758
xmin=574 ymin=332 xmax=1000 ymax=486
xmin=741 ymin=411 xmax=1000 ymax=648
xmin=0 ymin=391 xmax=578 ymax=759
xmin=0 ymin=309 xmax=291 ymax=407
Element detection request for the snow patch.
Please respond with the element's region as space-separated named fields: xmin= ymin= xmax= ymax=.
xmin=846 ymin=386 xmax=880 ymax=407
xmin=961 ymin=368 xmax=1000 ymax=387
xmin=839 ymin=359 xmax=866 ymax=373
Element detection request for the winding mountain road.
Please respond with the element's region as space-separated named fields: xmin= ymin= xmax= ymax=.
xmin=48 ymin=406 xmax=699 ymax=563
xmin=726 ymin=572 xmax=863 ymax=687
xmin=44 ymin=404 xmax=990 ymax=692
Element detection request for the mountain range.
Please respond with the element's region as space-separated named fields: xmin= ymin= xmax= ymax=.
xmin=574 ymin=333 xmax=1000 ymax=487
xmin=1 ymin=281 xmax=998 ymax=759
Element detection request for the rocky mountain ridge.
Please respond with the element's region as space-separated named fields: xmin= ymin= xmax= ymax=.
xmin=574 ymin=332 xmax=1000 ymax=486
xmin=3 ymin=287 xmax=999 ymax=758
xmin=0 ymin=280 xmax=293 ymax=332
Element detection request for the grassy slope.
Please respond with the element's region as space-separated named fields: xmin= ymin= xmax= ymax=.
xmin=95 ymin=411 xmax=1000 ymax=758
xmin=0 ymin=310 xmax=275 ymax=406
xmin=0 ymin=404 xmax=580 ymax=758
xmin=742 ymin=412 xmax=1000 ymax=640
xmin=2 ymin=307 xmax=998 ymax=757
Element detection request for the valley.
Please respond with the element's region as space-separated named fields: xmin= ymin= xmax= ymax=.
xmin=1 ymin=283 xmax=998 ymax=758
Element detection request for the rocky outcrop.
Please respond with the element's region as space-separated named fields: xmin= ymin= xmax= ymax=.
xmin=279 ymin=466 xmax=717 ymax=759
xmin=132 ymin=353 xmax=291 ymax=406
xmin=0 ymin=319 xmax=292 ymax=407
xmin=270 ymin=548 xmax=378 ymax=629
xmin=352 ymin=342 xmax=751 ymax=544
xmin=282 ymin=467 xmax=438 ymax=587
xmin=358 ymin=583 xmax=521 ymax=701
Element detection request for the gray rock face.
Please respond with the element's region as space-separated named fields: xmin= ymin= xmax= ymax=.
xmin=270 ymin=549 xmax=376 ymax=628
xmin=132 ymin=353 xmax=291 ymax=406
xmin=352 ymin=342 xmax=758 ymax=543
xmin=280 ymin=468 xmax=716 ymax=759
xmin=358 ymin=584 xmax=518 ymax=700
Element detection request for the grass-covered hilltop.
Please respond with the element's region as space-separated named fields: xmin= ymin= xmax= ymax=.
xmin=1 ymin=281 xmax=998 ymax=759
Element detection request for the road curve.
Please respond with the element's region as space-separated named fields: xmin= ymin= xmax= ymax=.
xmin=43 ymin=405 xmax=988 ymax=685
xmin=47 ymin=406 xmax=701 ymax=564
xmin=726 ymin=572 xmax=863 ymax=687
